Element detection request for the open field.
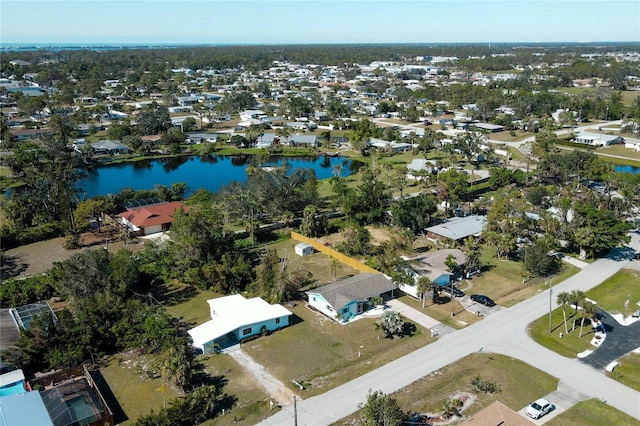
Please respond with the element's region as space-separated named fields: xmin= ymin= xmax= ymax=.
xmin=557 ymin=88 xmax=639 ymax=108
xmin=547 ymin=398 xmax=640 ymax=426
xmin=336 ymin=352 xmax=558 ymax=424
xmin=242 ymin=302 xmax=434 ymax=398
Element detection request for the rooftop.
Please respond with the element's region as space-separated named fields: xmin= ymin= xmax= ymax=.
xmin=307 ymin=273 xmax=396 ymax=309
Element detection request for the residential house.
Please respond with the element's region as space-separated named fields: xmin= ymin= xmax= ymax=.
xmin=119 ymin=201 xmax=189 ymax=236
xmin=0 ymin=391 xmax=54 ymax=426
xmin=91 ymin=140 xmax=129 ymax=155
xmin=255 ymin=132 xmax=276 ymax=148
xmin=406 ymin=158 xmax=436 ymax=180
xmin=574 ymin=132 xmax=624 ymax=147
xmin=187 ymin=294 xmax=292 ymax=353
xmin=398 ymin=249 xmax=468 ymax=298
xmin=140 ymin=134 xmax=163 ymax=146
xmin=0 ymin=369 xmax=28 ymax=397
xmin=368 ymin=138 xmax=412 ymax=153
xmin=288 ymin=134 xmax=317 ymax=147
xmin=470 ymin=122 xmax=505 ymax=133
xmin=306 ymin=273 xmax=396 ymax=322
xmin=185 ymin=133 xmax=219 ymax=145
xmin=9 ymin=128 xmax=53 ymax=141
xmin=425 ymin=215 xmax=487 ymax=243
xmin=459 ymin=401 xmax=535 ymax=425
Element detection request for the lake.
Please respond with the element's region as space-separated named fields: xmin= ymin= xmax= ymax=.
xmin=614 ymin=165 xmax=640 ymax=174
xmin=80 ymin=154 xmax=360 ymax=198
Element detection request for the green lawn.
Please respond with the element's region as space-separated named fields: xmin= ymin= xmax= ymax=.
xmin=607 ymin=352 xmax=640 ymax=392
xmin=242 ymin=302 xmax=434 ymax=397
xmin=547 ymin=399 xmax=640 ymax=426
xmin=100 ymin=353 xmax=181 ymax=424
xmin=162 ymin=284 xmax=222 ymax=326
xmin=470 ymin=247 xmax=580 ymax=308
xmin=488 ymin=131 xmax=535 ymax=143
xmin=599 ymin=145 xmax=640 ymax=161
xmin=336 ymin=352 xmax=558 ymax=424
xmin=586 ymin=269 xmax=640 ymax=315
xmin=529 ymin=306 xmax=594 ymax=358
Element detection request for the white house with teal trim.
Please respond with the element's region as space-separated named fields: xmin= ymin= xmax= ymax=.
xmin=306 ymin=274 xmax=396 ymax=322
xmin=397 ymin=249 xmax=467 ymax=298
xmin=187 ymin=294 xmax=292 ymax=354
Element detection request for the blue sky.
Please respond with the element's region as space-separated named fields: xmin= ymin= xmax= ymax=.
xmin=2 ymin=1 xmax=639 ymax=44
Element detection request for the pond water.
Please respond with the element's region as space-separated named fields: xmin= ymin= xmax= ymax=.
xmin=80 ymin=154 xmax=360 ymax=198
xmin=614 ymin=165 xmax=640 ymax=174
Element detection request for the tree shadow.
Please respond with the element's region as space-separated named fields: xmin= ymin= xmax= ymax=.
xmin=88 ymin=368 xmax=129 ymax=425
xmin=153 ymin=283 xmax=199 ymax=306
xmin=401 ymin=322 xmax=417 ymax=337
xmin=0 ymin=254 xmax=28 ymax=280
xmin=607 ymin=246 xmax=637 ymax=261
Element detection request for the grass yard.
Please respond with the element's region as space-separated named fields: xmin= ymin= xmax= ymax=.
xmin=100 ymin=352 xmax=181 ymax=425
xmin=162 ymin=284 xmax=222 ymax=326
xmin=242 ymin=302 xmax=434 ymax=397
xmin=255 ymin=238 xmax=362 ymax=288
xmin=528 ymin=306 xmax=593 ymax=358
xmin=586 ymin=269 xmax=640 ymax=315
xmin=607 ymin=352 xmax=640 ymax=392
xmin=198 ymin=355 xmax=274 ymax=426
xmin=599 ymin=145 xmax=640 ymax=161
xmin=469 ymin=246 xmax=580 ymax=308
xmin=488 ymin=131 xmax=535 ymax=143
xmin=336 ymin=352 xmax=558 ymax=424
xmin=547 ymin=398 xmax=640 ymax=426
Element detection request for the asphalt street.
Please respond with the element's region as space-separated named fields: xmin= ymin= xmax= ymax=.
xmin=258 ymin=256 xmax=640 ymax=425
xmin=581 ymin=309 xmax=640 ymax=370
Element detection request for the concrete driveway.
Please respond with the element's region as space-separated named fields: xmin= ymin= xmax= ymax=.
xmin=516 ymin=381 xmax=591 ymax=425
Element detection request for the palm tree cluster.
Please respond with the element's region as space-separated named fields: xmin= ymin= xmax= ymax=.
xmin=556 ymin=290 xmax=598 ymax=338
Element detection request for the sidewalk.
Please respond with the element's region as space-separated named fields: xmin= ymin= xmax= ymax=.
xmin=386 ymin=299 xmax=455 ymax=336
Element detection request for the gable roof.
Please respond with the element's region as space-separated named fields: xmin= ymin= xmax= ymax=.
xmin=119 ymin=201 xmax=189 ymax=228
xmin=459 ymin=401 xmax=535 ymax=425
xmin=307 ymin=273 xmax=396 ymax=309
xmin=407 ymin=249 xmax=467 ymax=282
xmin=188 ymin=294 xmax=291 ymax=344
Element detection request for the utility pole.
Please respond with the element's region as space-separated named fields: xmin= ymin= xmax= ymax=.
xmin=293 ymin=396 xmax=298 ymax=426
xmin=548 ymin=278 xmax=553 ymax=333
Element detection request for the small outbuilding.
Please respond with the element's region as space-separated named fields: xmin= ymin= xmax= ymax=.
xmin=295 ymin=243 xmax=314 ymax=257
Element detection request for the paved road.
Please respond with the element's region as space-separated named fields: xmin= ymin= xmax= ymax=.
xmin=580 ymin=309 xmax=640 ymax=370
xmin=258 ymin=256 xmax=640 ymax=425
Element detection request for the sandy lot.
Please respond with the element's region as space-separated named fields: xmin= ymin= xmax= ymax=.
xmin=2 ymin=227 xmax=145 ymax=279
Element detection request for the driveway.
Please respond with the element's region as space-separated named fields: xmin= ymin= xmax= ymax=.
xmin=580 ymin=309 xmax=640 ymax=370
xmin=385 ymin=299 xmax=455 ymax=336
xmin=516 ymin=381 xmax=590 ymax=425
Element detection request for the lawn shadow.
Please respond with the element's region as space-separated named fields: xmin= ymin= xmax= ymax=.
xmin=287 ymin=313 xmax=305 ymax=327
xmin=0 ymin=254 xmax=28 ymax=280
xmin=153 ymin=283 xmax=199 ymax=306
xmin=89 ymin=368 xmax=129 ymax=425
xmin=401 ymin=321 xmax=417 ymax=337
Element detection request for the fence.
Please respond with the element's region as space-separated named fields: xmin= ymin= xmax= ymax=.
xmin=290 ymin=231 xmax=379 ymax=274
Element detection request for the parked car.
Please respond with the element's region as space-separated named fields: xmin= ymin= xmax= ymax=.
xmin=471 ymin=294 xmax=496 ymax=307
xmin=525 ymin=398 xmax=552 ymax=419
xmin=439 ymin=285 xmax=465 ymax=298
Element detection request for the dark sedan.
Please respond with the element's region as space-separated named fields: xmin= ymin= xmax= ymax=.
xmin=439 ymin=285 xmax=465 ymax=298
xmin=471 ymin=294 xmax=496 ymax=307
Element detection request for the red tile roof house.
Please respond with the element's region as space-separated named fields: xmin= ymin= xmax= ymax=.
xmin=118 ymin=201 xmax=189 ymax=236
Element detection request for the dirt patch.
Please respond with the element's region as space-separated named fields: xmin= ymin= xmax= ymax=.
xmin=2 ymin=226 xmax=145 ymax=279
xmin=315 ymin=226 xmax=394 ymax=247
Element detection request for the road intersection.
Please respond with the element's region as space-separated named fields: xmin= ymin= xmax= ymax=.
xmin=259 ymin=255 xmax=640 ymax=425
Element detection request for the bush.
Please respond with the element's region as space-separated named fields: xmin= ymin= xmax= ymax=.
xmin=471 ymin=376 xmax=500 ymax=394
xmin=0 ymin=222 xmax=64 ymax=249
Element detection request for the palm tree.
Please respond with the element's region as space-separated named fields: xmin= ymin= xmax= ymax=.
xmin=569 ymin=290 xmax=586 ymax=330
xmin=330 ymin=258 xmax=341 ymax=282
xmin=417 ymin=276 xmax=432 ymax=308
xmin=579 ymin=302 xmax=598 ymax=338
xmin=557 ymin=292 xmax=571 ymax=334
xmin=378 ymin=310 xmax=404 ymax=338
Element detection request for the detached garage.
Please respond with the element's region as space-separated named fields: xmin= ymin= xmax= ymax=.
xmin=295 ymin=243 xmax=314 ymax=257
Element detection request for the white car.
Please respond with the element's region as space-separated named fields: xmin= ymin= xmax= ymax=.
xmin=525 ymin=398 xmax=552 ymax=419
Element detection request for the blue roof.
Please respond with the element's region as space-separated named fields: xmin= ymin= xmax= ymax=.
xmin=0 ymin=392 xmax=54 ymax=426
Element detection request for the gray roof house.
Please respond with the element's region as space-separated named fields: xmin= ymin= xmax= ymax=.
xmin=306 ymin=273 xmax=396 ymax=322
xmin=91 ymin=140 xmax=129 ymax=155
xmin=426 ymin=215 xmax=487 ymax=243
xmin=574 ymin=132 xmax=624 ymax=147
xmin=288 ymin=134 xmax=317 ymax=147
